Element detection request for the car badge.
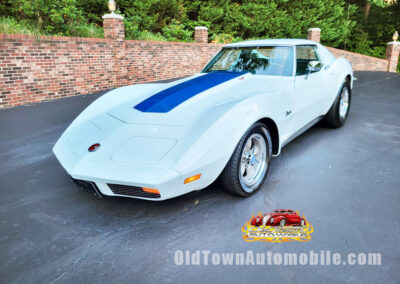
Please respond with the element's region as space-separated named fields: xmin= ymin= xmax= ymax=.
xmin=88 ymin=143 xmax=100 ymax=152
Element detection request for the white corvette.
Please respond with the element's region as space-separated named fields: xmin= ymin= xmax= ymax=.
xmin=53 ymin=39 xmax=353 ymax=200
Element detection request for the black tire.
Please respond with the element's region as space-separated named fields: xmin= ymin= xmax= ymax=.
xmin=323 ymin=79 xmax=351 ymax=128
xmin=220 ymin=122 xmax=272 ymax=197
xmin=279 ymin=219 xmax=286 ymax=226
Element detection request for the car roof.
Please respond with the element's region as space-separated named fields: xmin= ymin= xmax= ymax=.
xmin=224 ymin=39 xmax=318 ymax=48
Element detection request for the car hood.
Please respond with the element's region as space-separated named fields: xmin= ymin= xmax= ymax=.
xmin=105 ymin=72 xmax=257 ymax=126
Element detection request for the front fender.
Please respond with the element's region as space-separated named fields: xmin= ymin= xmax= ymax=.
xmin=171 ymin=92 xmax=283 ymax=189
xmin=323 ymin=57 xmax=353 ymax=113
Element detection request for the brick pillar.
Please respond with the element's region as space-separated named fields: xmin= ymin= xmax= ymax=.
xmin=307 ymin=28 xmax=321 ymax=43
xmin=102 ymin=13 xmax=127 ymax=86
xmin=386 ymin=42 xmax=400 ymax=72
xmin=195 ymin=27 xmax=208 ymax=44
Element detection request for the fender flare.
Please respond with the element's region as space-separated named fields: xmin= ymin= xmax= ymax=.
xmin=326 ymin=73 xmax=352 ymax=116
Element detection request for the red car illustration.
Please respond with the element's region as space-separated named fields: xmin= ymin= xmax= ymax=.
xmin=251 ymin=209 xmax=306 ymax=227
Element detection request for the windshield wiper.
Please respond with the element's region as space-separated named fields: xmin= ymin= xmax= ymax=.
xmin=209 ymin=69 xmax=232 ymax=73
xmin=203 ymin=69 xmax=249 ymax=75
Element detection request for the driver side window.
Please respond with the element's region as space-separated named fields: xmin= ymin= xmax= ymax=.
xmin=296 ymin=46 xmax=319 ymax=76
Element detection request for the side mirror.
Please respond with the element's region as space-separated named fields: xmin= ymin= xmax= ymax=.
xmin=305 ymin=61 xmax=322 ymax=79
xmin=307 ymin=60 xmax=322 ymax=72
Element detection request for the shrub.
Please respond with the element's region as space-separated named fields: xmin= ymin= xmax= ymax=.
xmin=69 ymin=23 xmax=104 ymax=38
xmin=162 ymin=19 xmax=192 ymax=42
xmin=124 ymin=19 xmax=140 ymax=40
xmin=137 ymin=31 xmax=167 ymax=41
xmin=211 ymin=33 xmax=235 ymax=44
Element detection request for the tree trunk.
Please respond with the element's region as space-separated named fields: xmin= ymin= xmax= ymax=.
xmin=364 ymin=1 xmax=371 ymax=20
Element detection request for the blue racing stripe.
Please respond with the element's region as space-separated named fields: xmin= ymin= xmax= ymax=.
xmin=134 ymin=72 xmax=245 ymax=113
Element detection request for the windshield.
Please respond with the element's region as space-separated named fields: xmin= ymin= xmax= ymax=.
xmin=202 ymin=46 xmax=294 ymax=76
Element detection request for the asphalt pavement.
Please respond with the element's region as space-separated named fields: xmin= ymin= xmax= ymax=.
xmin=0 ymin=71 xmax=399 ymax=283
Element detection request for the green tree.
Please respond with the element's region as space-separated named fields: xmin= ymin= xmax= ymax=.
xmin=346 ymin=0 xmax=399 ymax=57
xmin=117 ymin=0 xmax=186 ymax=37
xmin=182 ymin=0 xmax=355 ymax=47
xmin=0 ymin=0 xmax=397 ymax=63
xmin=363 ymin=0 xmax=389 ymax=20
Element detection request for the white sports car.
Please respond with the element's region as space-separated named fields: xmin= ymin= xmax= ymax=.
xmin=53 ymin=39 xmax=353 ymax=200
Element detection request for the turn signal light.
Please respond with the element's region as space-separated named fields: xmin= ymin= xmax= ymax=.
xmin=142 ymin=188 xmax=160 ymax=194
xmin=184 ymin=174 xmax=201 ymax=184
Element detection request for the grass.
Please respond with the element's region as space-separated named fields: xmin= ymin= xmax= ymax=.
xmin=0 ymin=16 xmax=42 ymax=35
xmin=0 ymin=16 xmax=104 ymax=38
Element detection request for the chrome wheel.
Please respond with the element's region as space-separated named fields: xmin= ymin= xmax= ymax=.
xmin=239 ymin=133 xmax=268 ymax=193
xmin=339 ymin=87 xmax=349 ymax=119
xmin=280 ymin=219 xmax=286 ymax=226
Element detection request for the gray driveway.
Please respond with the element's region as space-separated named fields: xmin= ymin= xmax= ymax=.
xmin=0 ymin=71 xmax=399 ymax=283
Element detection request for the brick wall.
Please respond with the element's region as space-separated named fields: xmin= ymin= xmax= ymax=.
xmin=121 ymin=40 xmax=222 ymax=85
xmin=0 ymin=34 xmax=115 ymax=108
xmin=327 ymin=47 xmax=388 ymax=71
xmin=0 ymin=33 xmax=222 ymax=108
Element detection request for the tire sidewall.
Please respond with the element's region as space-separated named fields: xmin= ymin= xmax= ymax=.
xmin=236 ymin=123 xmax=272 ymax=196
xmin=337 ymin=82 xmax=351 ymax=125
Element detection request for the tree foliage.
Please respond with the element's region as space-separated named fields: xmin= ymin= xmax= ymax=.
xmin=346 ymin=0 xmax=399 ymax=58
xmin=0 ymin=0 xmax=399 ymax=60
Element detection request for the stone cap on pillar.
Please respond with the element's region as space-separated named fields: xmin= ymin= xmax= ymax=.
xmin=102 ymin=13 xmax=124 ymax=20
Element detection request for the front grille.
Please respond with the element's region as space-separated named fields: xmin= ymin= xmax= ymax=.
xmin=107 ymin=183 xmax=161 ymax=199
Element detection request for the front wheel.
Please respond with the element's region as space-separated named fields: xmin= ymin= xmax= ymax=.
xmin=220 ymin=123 xmax=272 ymax=197
xmin=323 ymin=80 xmax=351 ymax=128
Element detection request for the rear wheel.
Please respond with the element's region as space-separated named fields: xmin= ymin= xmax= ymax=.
xmin=323 ymin=79 xmax=351 ymax=128
xmin=220 ymin=123 xmax=272 ymax=197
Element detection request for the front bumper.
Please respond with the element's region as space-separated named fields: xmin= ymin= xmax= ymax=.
xmin=54 ymin=137 xmax=201 ymax=200
xmin=71 ymin=177 xmax=162 ymax=199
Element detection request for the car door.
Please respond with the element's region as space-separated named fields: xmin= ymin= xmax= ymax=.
xmin=286 ymin=45 xmax=326 ymax=138
xmin=286 ymin=210 xmax=300 ymax=225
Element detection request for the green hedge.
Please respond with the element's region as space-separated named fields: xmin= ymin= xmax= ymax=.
xmin=1 ymin=0 xmax=399 ymax=67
